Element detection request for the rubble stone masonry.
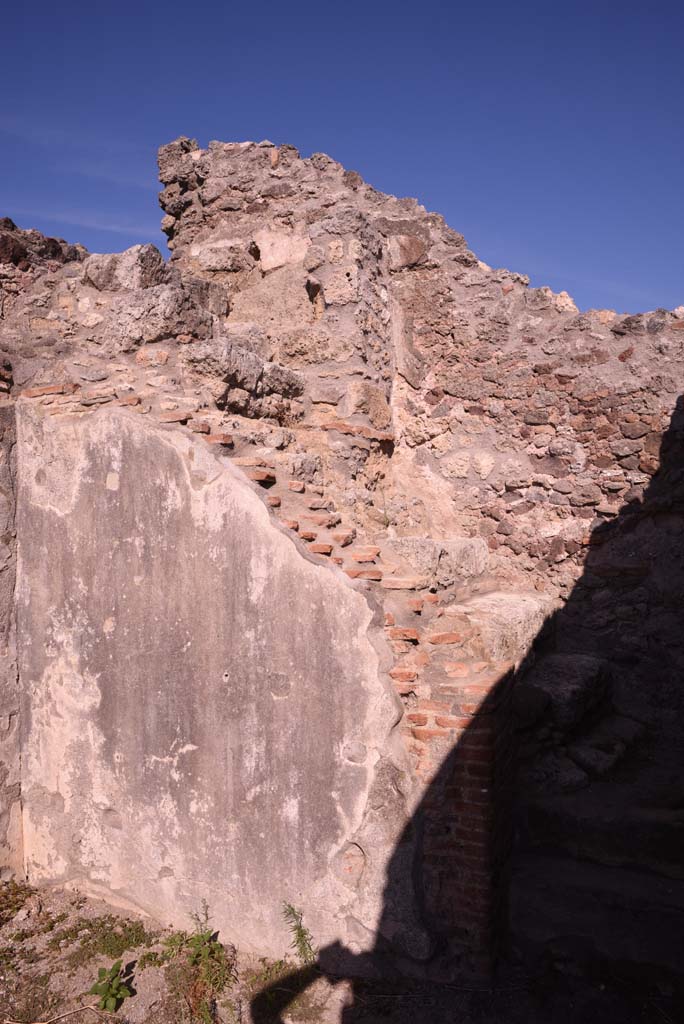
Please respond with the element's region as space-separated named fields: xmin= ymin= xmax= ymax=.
xmin=0 ymin=143 xmax=682 ymax=986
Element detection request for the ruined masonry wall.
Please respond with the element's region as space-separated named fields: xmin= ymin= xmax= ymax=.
xmin=1 ymin=139 xmax=683 ymax=982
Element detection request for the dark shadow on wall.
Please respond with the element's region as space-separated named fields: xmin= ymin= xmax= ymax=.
xmin=251 ymin=399 xmax=684 ymax=1024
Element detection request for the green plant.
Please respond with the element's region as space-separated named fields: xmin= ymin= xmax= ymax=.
xmin=163 ymin=902 xmax=237 ymax=1023
xmin=138 ymin=948 xmax=165 ymax=970
xmin=0 ymin=879 xmax=34 ymax=927
xmin=246 ymin=956 xmax=291 ymax=989
xmin=87 ymin=958 xmax=133 ymax=1012
xmin=46 ymin=912 xmax=158 ymax=969
xmin=282 ymin=902 xmax=316 ymax=966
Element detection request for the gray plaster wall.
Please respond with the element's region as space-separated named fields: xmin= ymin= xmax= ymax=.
xmin=15 ymin=404 xmax=404 ymax=953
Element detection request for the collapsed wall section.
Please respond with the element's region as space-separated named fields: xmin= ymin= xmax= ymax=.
xmin=159 ymin=137 xmax=684 ymax=605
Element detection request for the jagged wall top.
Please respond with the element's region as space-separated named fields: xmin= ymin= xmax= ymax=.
xmin=2 ymin=137 xmax=684 ymax=604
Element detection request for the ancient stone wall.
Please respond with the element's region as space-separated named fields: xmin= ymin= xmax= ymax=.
xmin=159 ymin=137 xmax=684 ymax=603
xmin=0 ymin=141 xmax=683 ymax=987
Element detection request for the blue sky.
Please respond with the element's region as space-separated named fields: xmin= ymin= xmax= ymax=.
xmin=3 ymin=0 xmax=682 ymax=312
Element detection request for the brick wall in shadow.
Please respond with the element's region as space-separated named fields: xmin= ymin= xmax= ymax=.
xmin=250 ymin=397 xmax=684 ymax=1024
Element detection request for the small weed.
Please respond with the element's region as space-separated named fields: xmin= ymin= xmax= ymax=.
xmin=88 ymin=958 xmax=134 ymax=1012
xmin=164 ymin=901 xmax=237 ymax=1023
xmin=245 ymin=957 xmax=298 ymax=1015
xmin=0 ymin=943 xmax=17 ymax=967
xmin=164 ymin=928 xmax=192 ymax=958
xmin=0 ymin=879 xmax=34 ymax=927
xmin=10 ymin=908 xmax=71 ymax=946
xmin=45 ymin=913 xmax=158 ymax=969
xmin=138 ymin=948 xmax=165 ymax=970
xmin=282 ymin=902 xmax=316 ymax=965
xmin=246 ymin=957 xmax=291 ymax=990
xmin=247 ymin=954 xmax=324 ymax=1023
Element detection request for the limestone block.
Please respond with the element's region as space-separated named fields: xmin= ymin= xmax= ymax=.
xmin=83 ymin=245 xmax=166 ymax=292
xmin=253 ymin=227 xmax=310 ymax=272
xmin=324 ymin=265 xmax=359 ymax=305
xmin=388 ymin=234 xmax=427 ymax=272
xmin=453 ymin=591 xmax=553 ymax=663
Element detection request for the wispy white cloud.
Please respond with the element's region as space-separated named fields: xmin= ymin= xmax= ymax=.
xmin=0 ymin=116 xmax=152 ymax=158
xmin=4 ymin=204 xmax=161 ymax=237
xmin=0 ymin=116 xmax=159 ymax=191
xmin=52 ymin=158 xmax=157 ymax=191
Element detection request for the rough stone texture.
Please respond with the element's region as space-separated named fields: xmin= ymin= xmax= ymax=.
xmin=157 ymin=137 xmax=684 ymax=602
xmin=0 ymin=138 xmax=683 ymax=996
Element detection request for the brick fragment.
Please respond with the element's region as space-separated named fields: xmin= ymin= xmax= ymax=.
xmin=22 ymin=382 xmax=77 ymax=398
xmin=407 ymin=713 xmax=428 ymax=726
xmin=266 ymin=495 xmax=281 ymax=508
xmin=246 ymin=468 xmax=276 ymax=485
xmin=300 ymin=530 xmax=317 ymax=541
xmin=233 ymin=455 xmax=274 ymax=467
xmin=387 ymin=627 xmax=420 ymax=642
xmin=381 ymin=576 xmax=429 ymax=591
xmin=444 ymin=661 xmax=471 ymax=678
xmin=302 ymin=513 xmax=339 ymax=527
xmin=462 ymin=683 xmax=498 ymax=699
xmin=288 ymin=480 xmax=305 ymax=492
xmin=416 ymin=699 xmax=452 ymax=713
xmin=206 ymin=433 xmax=234 ymax=447
xmin=80 ymin=392 xmax=115 ymax=406
xmin=435 ymin=715 xmax=468 ymax=729
xmin=411 ymin=727 xmax=449 ymax=742
xmin=428 ymin=631 xmax=466 ymax=645
xmin=158 ymin=410 xmax=190 ymax=423
xmin=389 ymin=667 xmax=417 ymax=682
xmin=310 ymin=542 xmax=333 ymax=555
xmin=349 ymin=547 xmax=381 ymax=562
xmin=332 ymin=530 xmax=354 ymax=546
xmin=356 ymin=568 xmax=383 ymax=580
xmin=321 ymin=419 xmax=394 ymax=442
